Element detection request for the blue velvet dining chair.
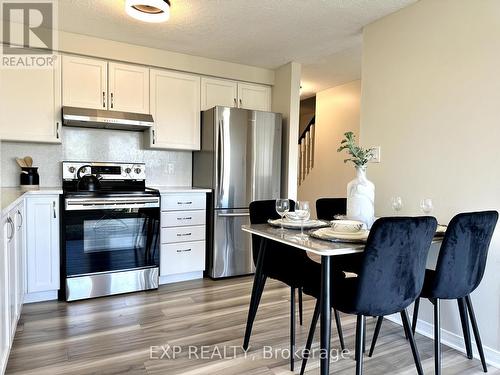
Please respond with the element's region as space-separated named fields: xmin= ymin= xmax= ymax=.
xmin=369 ymin=211 xmax=498 ymax=374
xmin=300 ymin=216 xmax=437 ymax=375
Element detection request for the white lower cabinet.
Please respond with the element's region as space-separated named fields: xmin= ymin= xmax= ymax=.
xmin=1 ymin=201 xmax=26 ymax=374
xmin=25 ymin=196 xmax=60 ymax=299
xmin=159 ymin=192 xmax=207 ymax=284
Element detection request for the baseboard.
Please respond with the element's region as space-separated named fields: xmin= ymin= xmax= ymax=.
xmin=24 ymin=290 xmax=58 ymax=303
xmin=386 ymin=314 xmax=500 ymax=369
xmin=159 ymin=271 xmax=203 ymax=285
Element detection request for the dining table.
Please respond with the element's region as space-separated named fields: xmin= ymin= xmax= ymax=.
xmin=241 ymin=222 xmax=443 ymax=375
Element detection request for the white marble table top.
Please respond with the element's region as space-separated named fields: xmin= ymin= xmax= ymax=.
xmin=241 ymin=224 xmax=365 ymax=256
xmin=242 ymin=223 xmax=444 ymax=257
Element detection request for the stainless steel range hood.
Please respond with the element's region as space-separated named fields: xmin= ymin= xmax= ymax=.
xmin=62 ymin=106 xmax=154 ymax=131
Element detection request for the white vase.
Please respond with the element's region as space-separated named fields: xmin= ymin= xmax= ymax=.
xmin=346 ymin=166 xmax=375 ymax=228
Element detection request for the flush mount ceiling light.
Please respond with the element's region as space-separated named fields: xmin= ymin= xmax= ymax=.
xmin=125 ymin=0 xmax=170 ymax=23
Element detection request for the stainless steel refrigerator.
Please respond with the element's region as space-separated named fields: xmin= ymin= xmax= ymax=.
xmin=193 ymin=106 xmax=282 ymax=278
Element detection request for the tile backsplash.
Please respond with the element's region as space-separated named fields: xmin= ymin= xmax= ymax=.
xmin=0 ymin=127 xmax=192 ymax=187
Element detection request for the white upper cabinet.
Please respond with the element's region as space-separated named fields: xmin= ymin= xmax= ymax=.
xmin=201 ymin=77 xmax=238 ymax=110
xmin=149 ymin=69 xmax=201 ymax=150
xmin=62 ymin=55 xmax=108 ymax=110
xmin=0 ymin=54 xmax=61 ymax=143
xmin=237 ymin=82 xmax=272 ymax=112
xmin=108 ymin=62 xmax=150 ymax=114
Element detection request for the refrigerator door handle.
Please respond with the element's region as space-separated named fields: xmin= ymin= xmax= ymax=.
xmin=217 ymin=119 xmax=225 ymax=204
xmin=217 ymin=212 xmax=250 ymax=217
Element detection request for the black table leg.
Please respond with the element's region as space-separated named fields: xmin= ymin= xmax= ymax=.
xmin=320 ymin=255 xmax=332 ymax=375
xmin=243 ymin=238 xmax=267 ymax=350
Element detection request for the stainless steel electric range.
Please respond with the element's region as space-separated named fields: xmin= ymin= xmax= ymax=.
xmin=59 ymin=161 xmax=160 ymax=302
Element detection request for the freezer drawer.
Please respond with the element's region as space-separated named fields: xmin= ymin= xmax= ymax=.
xmin=210 ymin=209 xmax=254 ymax=278
xmin=161 ymin=225 xmax=206 ymax=244
xmin=160 ymin=241 xmax=206 ymax=276
xmin=161 ymin=210 xmax=206 ymax=227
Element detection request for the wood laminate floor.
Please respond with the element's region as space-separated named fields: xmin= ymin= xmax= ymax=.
xmin=5 ymin=277 xmax=499 ymax=375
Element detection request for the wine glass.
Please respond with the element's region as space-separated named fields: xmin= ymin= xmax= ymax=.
xmin=391 ymin=196 xmax=403 ymax=213
xmin=295 ymin=201 xmax=311 ymax=239
xmin=420 ymin=198 xmax=433 ymax=214
xmin=275 ymin=199 xmax=290 ymax=232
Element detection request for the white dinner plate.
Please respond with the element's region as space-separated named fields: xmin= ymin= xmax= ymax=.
xmin=268 ymin=218 xmax=329 ymax=230
xmin=310 ymin=227 xmax=370 ymax=243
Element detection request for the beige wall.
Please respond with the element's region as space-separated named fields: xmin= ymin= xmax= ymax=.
xmin=298 ymin=80 xmax=361 ymax=216
xmin=58 ymin=31 xmax=274 ymax=85
xmin=272 ymin=62 xmax=302 ymax=200
xmin=361 ymin=0 xmax=500 ymax=362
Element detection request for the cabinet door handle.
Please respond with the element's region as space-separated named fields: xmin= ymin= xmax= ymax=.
xmin=53 ymin=201 xmax=57 ymax=218
xmin=177 ymin=201 xmax=192 ymax=205
xmin=16 ymin=210 xmax=23 ymax=230
xmin=233 ymin=98 xmax=237 ymax=106
xmin=177 ymin=217 xmax=192 ymax=221
xmin=56 ymin=122 xmax=60 ymax=139
xmin=176 ymin=248 xmax=192 ymax=253
xmin=239 ymin=98 xmax=242 ymax=107
xmin=6 ymin=217 xmax=14 ymax=242
xmin=102 ymin=91 xmax=106 ymax=108
xmin=152 ymin=129 xmax=156 ymax=144
xmin=176 ymin=232 xmax=192 ymax=237
xmin=110 ymin=92 xmax=114 ymax=109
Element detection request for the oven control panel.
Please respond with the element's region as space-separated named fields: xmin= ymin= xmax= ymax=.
xmin=62 ymin=162 xmax=146 ymax=181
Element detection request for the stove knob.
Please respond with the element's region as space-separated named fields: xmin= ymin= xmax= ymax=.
xmin=134 ymin=168 xmax=142 ymax=175
xmin=80 ymin=167 xmax=87 ymax=174
xmin=125 ymin=167 xmax=132 ymax=174
xmin=68 ymin=166 xmax=76 ymax=173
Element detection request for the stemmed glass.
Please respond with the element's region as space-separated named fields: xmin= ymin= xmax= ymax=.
xmin=420 ymin=198 xmax=433 ymax=214
xmin=295 ymin=201 xmax=311 ymax=239
xmin=391 ymin=196 xmax=403 ymax=213
xmin=275 ymin=199 xmax=290 ymax=232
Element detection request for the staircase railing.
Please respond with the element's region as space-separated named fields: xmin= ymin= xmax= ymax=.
xmin=298 ymin=116 xmax=315 ymax=185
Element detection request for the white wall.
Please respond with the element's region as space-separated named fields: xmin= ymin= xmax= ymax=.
xmin=1 ymin=127 xmax=191 ymax=187
xmin=272 ymin=62 xmax=301 ymax=200
xmin=5 ymin=30 xmax=274 ymax=85
xmin=361 ymin=0 xmax=500 ymax=364
xmin=298 ymin=81 xmax=361 ymax=217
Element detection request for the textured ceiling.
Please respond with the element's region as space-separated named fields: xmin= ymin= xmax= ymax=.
xmin=57 ymin=0 xmax=416 ymax=97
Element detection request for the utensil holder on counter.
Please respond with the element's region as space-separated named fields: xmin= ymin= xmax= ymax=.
xmin=20 ymin=167 xmax=40 ymax=191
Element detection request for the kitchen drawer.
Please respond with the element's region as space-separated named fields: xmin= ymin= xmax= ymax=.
xmin=161 ymin=225 xmax=205 ymax=244
xmin=161 ymin=210 xmax=206 ymax=227
xmin=161 ymin=193 xmax=206 ymax=211
xmin=160 ymin=241 xmax=206 ymax=276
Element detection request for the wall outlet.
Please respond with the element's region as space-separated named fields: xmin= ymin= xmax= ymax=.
xmin=371 ymin=146 xmax=381 ymax=163
xmin=167 ymin=163 xmax=175 ymax=175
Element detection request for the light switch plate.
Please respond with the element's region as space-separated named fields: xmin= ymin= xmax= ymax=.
xmin=371 ymin=146 xmax=381 ymax=163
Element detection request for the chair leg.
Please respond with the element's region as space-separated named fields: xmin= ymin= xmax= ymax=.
xmin=355 ymin=315 xmax=365 ymax=375
xmin=368 ymin=316 xmax=383 ymax=357
xmin=299 ymin=287 xmax=304 ymax=326
xmin=290 ymin=287 xmax=296 ymax=371
xmin=412 ymin=297 xmax=420 ymax=335
xmin=363 ymin=316 xmax=367 ymax=353
xmin=401 ymin=309 xmax=424 ymax=375
xmin=458 ymin=297 xmax=473 ymax=359
xmin=465 ymin=295 xmax=488 ymax=373
xmin=334 ymin=309 xmax=346 ymax=351
xmin=300 ymin=299 xmax=321 ymax=375
xmin=243 ymin=273 xmax=267 ymax=350
xmin=434 ymin=298 xmax=442 ymax=375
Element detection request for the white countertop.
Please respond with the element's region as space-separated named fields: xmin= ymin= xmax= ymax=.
xmin=150 ymin=186 xmax=211 ymax=193
xmin=1 ymin=187 xmax=63 ymax=214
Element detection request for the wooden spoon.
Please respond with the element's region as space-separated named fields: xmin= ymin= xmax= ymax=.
xmin=16 ymin=158 xmax=27 ymax=168
xmin=24 ymin=156 xmax=33 ymax=167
